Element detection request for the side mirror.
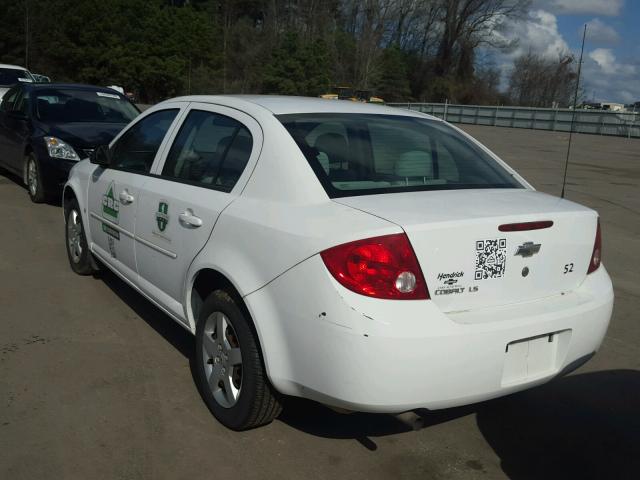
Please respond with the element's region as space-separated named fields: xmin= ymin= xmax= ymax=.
xmin=91 ymin=145 xmax=111 ymax=167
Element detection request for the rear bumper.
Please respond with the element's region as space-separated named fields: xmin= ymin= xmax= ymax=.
xmin=245 ymin=257 xmax=613 ymax=413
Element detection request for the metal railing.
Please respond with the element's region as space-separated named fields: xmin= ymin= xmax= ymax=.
xmin=388 ymin=102 xmax=640 ymax=139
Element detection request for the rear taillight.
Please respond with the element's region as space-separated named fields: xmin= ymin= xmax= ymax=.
xmin=587 ymin=219 xmax=602 ymax=274
xmin=320 ymin=233 xmax=429 ymax=300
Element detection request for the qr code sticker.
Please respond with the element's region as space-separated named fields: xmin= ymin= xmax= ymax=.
xmin=475 ymin=239 xmax=507 ymax=280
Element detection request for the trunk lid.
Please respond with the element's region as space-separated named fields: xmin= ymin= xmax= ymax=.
xmin=335 ymin=189 xmax=598 ymax=312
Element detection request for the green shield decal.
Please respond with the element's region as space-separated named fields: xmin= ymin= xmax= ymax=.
xmin=156 ymin=201 xmax=169 ymax=232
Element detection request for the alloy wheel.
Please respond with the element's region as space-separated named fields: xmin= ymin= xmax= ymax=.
xmin=202 ymin=311 xmax=243 ymax=408
xmin=66 ymin=209 xmax=83 ymax=264
xmin=27 ymin=158 xmax=38 ymax=197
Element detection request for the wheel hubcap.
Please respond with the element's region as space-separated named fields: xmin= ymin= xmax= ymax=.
xmin=66 ymin=209 xmax=83 ymax=263
xmin=27 ymin=159 xmax=37 ymax=196
xmin=202 ymin=311 xmax=243 ymax=408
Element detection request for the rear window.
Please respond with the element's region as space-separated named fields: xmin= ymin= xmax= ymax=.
xmin=34 ymin=88 xmax=139 ymax=123
xmin=0 ymin=68 xmax=33 ymax=86
xmin=278 ymin=113 xmax=522 ymax=197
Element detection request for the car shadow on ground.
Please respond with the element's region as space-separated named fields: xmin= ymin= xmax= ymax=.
xmin=476 ymin=369 xmax=640 ymax=479
xmin=96 ymin=268 xmax=639 ymax=478
xmin=278 ymin=396 xmax=476 ymax=450
xmin=281 ymin=370 xmax=640 ymax=478
xmin=99 ymin=268 xmax=194 ymax=359
xmin=0 ymin=168 xmax=63 ymax=206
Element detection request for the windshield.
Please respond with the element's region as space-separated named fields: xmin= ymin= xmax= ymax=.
xmin=278 ymin=113 xmax=523 ymax=198
xmin=0 ymin=68 xmax=33 ymax=86
xmin=35 ymin=88 xmax=139 ymax=123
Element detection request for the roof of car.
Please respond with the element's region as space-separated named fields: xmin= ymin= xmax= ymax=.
xmin=0 ymin=64 xmax=29 ymax=70
xmin=23 ymin=82 xmax=120 ymax=91
xmin=165 ymin=94 xmax=438 ymax=119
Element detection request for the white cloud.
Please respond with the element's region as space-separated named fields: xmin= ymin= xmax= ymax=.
xmin=488 ymin=8 xmax=640 ymax=104
xmin=534 ymin=0 xmax=624 ymax=16
xmin=497 ymin=10 xmax=569 ymax=60
xmin=588 ymin=48 xmax=635 ymax=75
xmin=583 ymin=49 xmax=638 ymax=102
xmin=588 ymin=48 xmax=616 ymax=74
xmin=585 ymin=18 xmax=620 ymax=45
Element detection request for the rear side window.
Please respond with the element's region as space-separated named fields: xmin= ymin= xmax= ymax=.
xmin=161 ymin=110 xmax=253 ymax=192
xmin=111 ymin=109 xmax=178 ymax=173
xmin=278 ymin=113 xmax=522 ymax=197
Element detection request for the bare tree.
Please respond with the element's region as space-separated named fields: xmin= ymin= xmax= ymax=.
xmin=434 ymin=0 xmax=528 ymax=78
xmin=508 ymin=51 xmax=577 ymax=107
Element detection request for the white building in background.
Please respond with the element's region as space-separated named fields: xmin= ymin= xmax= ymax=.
xmin=581 ymin=102 xmax=626 ymax=112
xmin=600 ymin=102 xmax=625 ymax=112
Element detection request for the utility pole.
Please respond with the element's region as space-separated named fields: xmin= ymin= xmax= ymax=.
xmin=188 ymin=56 xmax=192 ymax=95
xmin=25 ymin=0 xmax=30 ymax=68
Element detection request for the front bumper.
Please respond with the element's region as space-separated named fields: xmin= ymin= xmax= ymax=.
xmin=245 ymin=255 xmax=614 ymax=413
xmin=39 ymin=156 xmax=77 ymax=189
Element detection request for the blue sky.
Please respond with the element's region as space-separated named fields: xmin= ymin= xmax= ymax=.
xmin=493 ymin=0 xmax=639 ymax=104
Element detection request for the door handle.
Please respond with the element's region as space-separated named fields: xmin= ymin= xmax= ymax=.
xmin=179 ymin=210 xmax=203 ymax=228
xmin=119 ymin=190 xmax=134 ymax=204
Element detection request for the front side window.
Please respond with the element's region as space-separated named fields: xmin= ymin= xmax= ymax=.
xmin=278 ymin=113 xmax=522 ymax=197
xmin=111 ymin=109 xmax=179 ymax=173
xmin=161 ymin=110 xmax=253 ymax=191
xmin=34 ymin=88 xmax=139 ymax=124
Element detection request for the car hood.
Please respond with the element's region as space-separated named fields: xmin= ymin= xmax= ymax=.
xmin=42 ymin=122 xmax=128 ymax=149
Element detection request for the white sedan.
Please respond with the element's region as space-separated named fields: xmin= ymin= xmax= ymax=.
xmin=63 ymin=95 xmax=613 ymax=430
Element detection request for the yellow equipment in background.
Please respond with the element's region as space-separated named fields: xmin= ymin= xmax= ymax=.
xmin=320 ymin=86 xmax=384 ymax=104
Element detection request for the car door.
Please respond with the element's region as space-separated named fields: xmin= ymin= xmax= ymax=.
xmin=87 ymin=107 xmax=183 ymax=285
xmin=3 ymin=87 xmax=32 ymax=172
xmin=0 ymin=86 xmax=24 ymax=174
xmin=134 ymin=103 xmax=262 ymax=322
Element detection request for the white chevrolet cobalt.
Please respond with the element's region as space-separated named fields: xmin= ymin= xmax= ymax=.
xmin=63 ymin=96 xmax=613 ymax=430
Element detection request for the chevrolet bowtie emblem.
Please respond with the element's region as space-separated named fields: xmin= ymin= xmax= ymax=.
xmin=515 ymin=241 xmax=541 ymax=257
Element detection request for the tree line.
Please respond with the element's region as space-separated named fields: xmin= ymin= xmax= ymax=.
xmin=0 ymin=0 xmax=580 ymax=106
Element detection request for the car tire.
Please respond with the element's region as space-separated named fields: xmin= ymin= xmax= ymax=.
xmin=25 ymin=153 xmax=47 ymax=203
xmin=195 ymin=290 xmax=282 ymax=430
xmin=65 ymin=198 xmax=97 ymax=275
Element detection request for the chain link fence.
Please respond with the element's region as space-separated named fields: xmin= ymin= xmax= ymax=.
xmin=388 ymin=102 xmax=640 ymax=139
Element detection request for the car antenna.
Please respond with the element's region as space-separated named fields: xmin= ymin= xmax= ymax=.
xmin=561 ymin=23 xmax=587 ymax=199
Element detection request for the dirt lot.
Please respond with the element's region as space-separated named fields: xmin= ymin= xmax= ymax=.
xmin=1 ymin=125 xmax=639 ymax=479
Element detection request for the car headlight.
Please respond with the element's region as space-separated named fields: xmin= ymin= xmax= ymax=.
xmin=44 ymin=136 xmax=80 ymax=161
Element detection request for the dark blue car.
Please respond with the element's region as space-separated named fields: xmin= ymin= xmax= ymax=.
xmin=0 ymin=83 xmax=139 ymax=202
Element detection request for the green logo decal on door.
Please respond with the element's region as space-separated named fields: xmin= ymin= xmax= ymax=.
xmin=156 ymin=201 xmax=169 ymax=232
xmin=102 ymin=181 xmax=119 ymax=223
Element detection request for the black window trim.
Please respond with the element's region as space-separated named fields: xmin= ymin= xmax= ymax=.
xmin=105 ymin=166 xmax=240 ymax=195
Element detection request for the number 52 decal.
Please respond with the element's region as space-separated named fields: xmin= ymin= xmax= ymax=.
xmin=563 ymin=263 xmax=574 ymax=274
